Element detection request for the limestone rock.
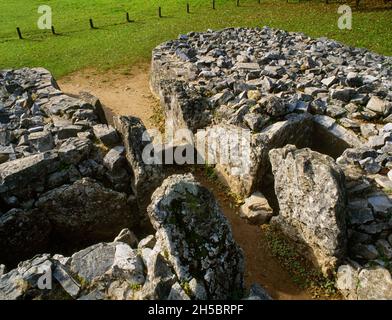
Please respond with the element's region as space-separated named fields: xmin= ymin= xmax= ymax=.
xmin=366 ymin=96 xmax=391 ymax=115
xmin=114 ymin=116 xmax=164 ymax=203
xmin=35 ymin=178 xmax=139 ymax=243
xmin=69 ymin=242 xmax=145 ymax=293
xmin=357 ymin=267 xmax=392 ymax=300
xmin=147 ymin=174 xmax=245 ymax=299
xmin=0 ymin=151 xmax=60 ymax=195
xmin=0 ymin=242 xmax=145 ymax=300
xmin=239 ymin=192 xmax=273 ymax=225
xmin=113 ymin=228 xmax=138 ymax=248
xmin=244 ymin=283 xmax=272 ymax=300
xmin=92 ymin=124 xmax=119 ymax=147
xmin=269 ymin=145 xmax=347 ymax=274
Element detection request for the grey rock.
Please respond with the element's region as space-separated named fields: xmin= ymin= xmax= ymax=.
xmin=313 ymin=115 xmax=362 ymax=149
xmin=52 ymin=263 xmax=81 ymax=298
xmin=210 ymin=90 xmax=234 ymax=107
xmin=330 ymin=88 xmax=356 ymax=103
xmin=374 ymin=175 xmax=392 ymax=190
xmin=346 ymin=72 xmax=363 ymax=87
xmin=147 ymin=174 xmax=245 ymax=299
xmin=321 ymin=76 xmax=337 ymax=88
xmin=0 ymin=145 xmax=14 ymax=164
xmin=138 ymin=235 xmax=156 ymax=250
xmin=367 ymin=135 xmax=385 ymax=149
xmin=35 ymin=178 xmax=139 ymax=243
xmin=167 ymin=282 xmax=191 ymax=300
xmin=259 ymin=95 xmax=288 ymax=117
xmin=348 ymin=207 xmax=374 ymax=225
xmin=189 ymin=278 xmax=208 ymax=300
xmin=69 ymin=242 xmax=145 ymax=298
xmin=103 ymin=146 xmax=126 ymax=172
xmin=113 ymin=228 xmax=138 ymax=248
xmin=93 ymin=124 xmax=119 ymax=147
xmin=336 ymin=264 xmax=359 ymax=300
xmin=57 ymin=125 xmax=84 ymax=140
xmin=358 ymin=157 xmax=381 ymax=174
xmin=239 ymin=192 xmax=273 ymax=225
xmin=367 ymin=194 xmax=392 ymax=214
xmin=235 ymin=62 xmax=261 ymax=71
xmin=376 ymin=239 xmax=392 ymax=259
xmin=245 ymin=283 xmax=272 ymax=300
xmin=360 ymin=123 xmax=378 ymax=138
xmin=58 ymin=137 xmax=91 ymax=165
xmin=114 ymin=116 xmax=164 ymax=203
xmin=357 ymin=267 xmax=392 ymax=300
xmin=269 ymin=145 xmax=346 ymax=274
xmin=366 ymin=96 xmax=391 ymax=115
xmin=340 ymin=118 xmax=360 ymax=131
xmin=243 ymin=113 xmax=270 ymax=132
xmin=326 ymin=105 xmax=346 ymax=118
xmin=139 ymin=249 xmax=176 ymax=300
xmin=0 ymin=151 xmax=60 ymax=195
xmin=0 ymin=254 xmax=79 ymax=300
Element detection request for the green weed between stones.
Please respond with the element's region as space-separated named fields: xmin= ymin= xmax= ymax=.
xmin=263 ymin=225 xmax=340 ymax=299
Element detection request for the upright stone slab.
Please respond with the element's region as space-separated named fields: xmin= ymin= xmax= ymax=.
xmin=147 ymin=174 xmax=245 ymax=299
xmin=114 ymin=116 xmax=163 ymax=204
xmin=269 ymin=144 xmax=347 ymax=274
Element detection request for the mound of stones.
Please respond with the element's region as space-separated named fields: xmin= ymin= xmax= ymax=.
xmin=0 ymin=174 xmax=251 ymax=300
xmin=150 ymin=27 xmax=392 ymax=298
xmin=0 ymin=68 xmax=251 ymax=300
xmin=0 ymin=68 xmax=162 ymax=266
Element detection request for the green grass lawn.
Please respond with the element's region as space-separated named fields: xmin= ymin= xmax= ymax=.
xmin=0 ymin=0 xmax=391 ymax=77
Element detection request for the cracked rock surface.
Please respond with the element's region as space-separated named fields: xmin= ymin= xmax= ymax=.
xmin=151 ymin=27 xmax=392 ymax=299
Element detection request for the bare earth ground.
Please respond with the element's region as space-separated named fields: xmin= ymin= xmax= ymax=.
xmin=58 ymin=64 xmax=156 ymax=128
xmin=58 ymin=66 xmax=312 ymax=300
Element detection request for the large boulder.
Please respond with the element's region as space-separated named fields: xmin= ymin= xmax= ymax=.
xmin=0 ymin=151 xmax=60 ymax=196
xmin=147 ymin=174 xmax=245 ymax=299
xmin=269 ymin=144 xmax=347 ymax=274
xmin=0 ymin=241 xmax=145 ymax=300
xmin=113 ymin=116 xmax=163 ymax=205
xmin=336 ymin=264 xmax=392 ymax=300
xmin=239 ymin=192 xmax=273 ymax=225
xmin=69 ymin=242 xmax=145 ymax=300
xmin=35 ymin=178 xmax=139 ymax=244
xmin=0 ymin=254 xmax=80 ymax=300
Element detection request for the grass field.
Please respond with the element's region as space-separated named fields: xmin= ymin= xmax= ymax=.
xmin=0 ymin=0 xmax=391 ymax=77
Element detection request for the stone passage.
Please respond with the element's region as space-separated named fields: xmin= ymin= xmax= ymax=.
xmin=0 ymin=68 xmax=162 ymax=266
xmin=1 ymin=25 xmax=392 ymax=300
xmin=0 ymin=174 xmax=247 ymax=300
xmin=0 ymin=68 xmax=249 ymax=300
xmin=150 ymin=27 xmax=392 ymax=298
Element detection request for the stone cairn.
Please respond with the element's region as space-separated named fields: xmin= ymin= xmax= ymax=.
xmin=1 ymin=26 xmax=392 ymax=299
xmin=0 ymin=67 xmax=248 ymax=300
xmin=150 ymin=27 xmax=392 ymax=299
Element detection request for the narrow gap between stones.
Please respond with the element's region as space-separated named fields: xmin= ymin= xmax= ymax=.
xmin=57 ymin=66 xmax=342 ymax=300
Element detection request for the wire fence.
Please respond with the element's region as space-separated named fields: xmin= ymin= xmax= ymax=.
xmin=0 ymin=0 xmax=390 ymax=42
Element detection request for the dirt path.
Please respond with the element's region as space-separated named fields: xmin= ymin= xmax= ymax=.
xmin=58 ymin=66 xmax=313 ymax=300
xmin=193 ymin=172 xmax=312 ymax=300
xmin=58 ymin=64 xmax=156 ymax=128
